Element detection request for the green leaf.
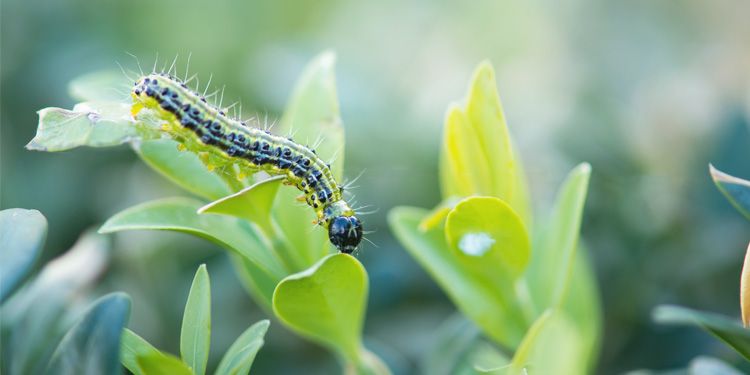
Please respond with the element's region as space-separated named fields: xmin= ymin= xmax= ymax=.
xmin=273 ymin=254 xmax=367 ymax=364
xmin=525 ymin=163 xmax=591 ymax=311
xmin=526 ymin=313 xmax=586 ymax=375
xmin=445 ymin=197 xmax=531 ymax=284
xmin=421 ymin=314 xmax=509 ymax=375
xmin=26 ymin=102 xmax=155 ymax=152
xmin=136 ymin=139 xmax=234 ymax=201
xmin=120 ymin=329 xmax=163 ymax=375
xmin=653 ymin=305 xmax=750 ymax=360
xmin=273 ymin=51 xmax=344 ymax=267
xmin=181 ymin=265 xmax=211 ymax=375
xmin=198 ymin=177 xmax=284 ymax=226
xmin=1 ymin=230 xmax=110 ymax=375
xmin=439 ymin=62 xmax=531 ymax=228
xmin=215 ymin=320 xmax=269 ymax=375
xmin=278 ymin=50 xmax=344 ymax=181
xmin=388 ymin=206 xmax=526 ymax=348
xmin=199 ymin=176 xmax=309 ymax=273
xmin=99 ymin=197 xmax=287 ymax=280
xmin=44 ymin=293 xmax=131 ymax=375
xmin=229 ymin=254 xmax=280 ymax=312
xmin=0 ymin=208 xmax=47 ymax=303
xmin=508 ymin=310 xmax=552 ymax=374
xmin=710 ymin=164 xmax=750 ymax=220
xmin=68 ymin=70 xmax=131 ymax=102
xmin=138 ymin=352 xmax=195 ymax=375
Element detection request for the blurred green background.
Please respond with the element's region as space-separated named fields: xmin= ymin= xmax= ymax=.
xmin=2 ymin=0 xmax=749 ymax=374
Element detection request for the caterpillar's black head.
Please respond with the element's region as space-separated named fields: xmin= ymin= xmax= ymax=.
xmin=328 ymin=216 xmax=363 ymax=254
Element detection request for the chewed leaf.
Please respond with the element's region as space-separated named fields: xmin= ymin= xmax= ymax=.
xmin=26 ymin=102 xmax=157 ymax=152
xmin=710 ymin=164 xmax=750 ymax=220
xmin=273 ymin=254 xmax=367 ymax=363
xmin=439 ymin=62 xmax=531 ymax=228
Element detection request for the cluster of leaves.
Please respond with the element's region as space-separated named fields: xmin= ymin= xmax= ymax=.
xmin=1 ymin=208 xmax=129 ymax=375
xmin=120 ymin=265 xmax=268 ymax=375
xmin=644 ymin=165 xmax=750 ymax=374
xmin=388 ymin=62 xmax=601 ymax=374
xmin=27 ymin=52 xmax=389 ymax=374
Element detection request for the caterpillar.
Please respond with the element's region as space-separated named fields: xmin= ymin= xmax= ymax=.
xmin=130 ymin=73 xmax=363 ymax=254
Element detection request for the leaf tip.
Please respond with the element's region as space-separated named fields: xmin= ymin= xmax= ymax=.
xmin=741 ymin=242 xmax=750 ymax=327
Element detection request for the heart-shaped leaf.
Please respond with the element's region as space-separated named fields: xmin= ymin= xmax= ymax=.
xmin=273 ymin=254 xmax=367 ymax=364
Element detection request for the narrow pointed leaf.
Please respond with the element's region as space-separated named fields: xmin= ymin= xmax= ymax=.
xmin=653 ymin=305 xmax=750 ymax=360
xmin=0 ymin=209 xmax=47 ymax=303
xmin=215 ymin=320 xmax=269 ymax=375
xmin=525 ymin=163 xmax=591 ymax=310
xmin=710 ymin=164 xmax=750 ymax=220
xmin=120 ymin=329 xmax=163 ymax=375
xmin=44 ymin=293 xmax=131 ymax=375
xmin=439 ymin=62 xmax=531 ymax=227
xmin=508 ymin=310 xmax=552 ymax=374
xmin=273 ymin=254 xmax=367 ymax=363
xmin=181 ymin=265 xmax=211 ymax=375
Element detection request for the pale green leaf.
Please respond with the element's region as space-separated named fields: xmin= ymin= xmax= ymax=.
xmin=445 ymin=197 xmax=531 ymax=283
xmin=439 ymin=62 xmax=531 ymax=227
xmin=68 ymin=70 xmax=131 ymax=102
xmin=215 ymin=320 xmax=269 ymax=375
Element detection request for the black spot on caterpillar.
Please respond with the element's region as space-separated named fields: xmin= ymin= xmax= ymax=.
xmin=131 ymin=73 xmax=363 ymax=254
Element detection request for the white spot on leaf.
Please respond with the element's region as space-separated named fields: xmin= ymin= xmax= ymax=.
xmin=458 ymin=232 xmax=495 ymax=256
